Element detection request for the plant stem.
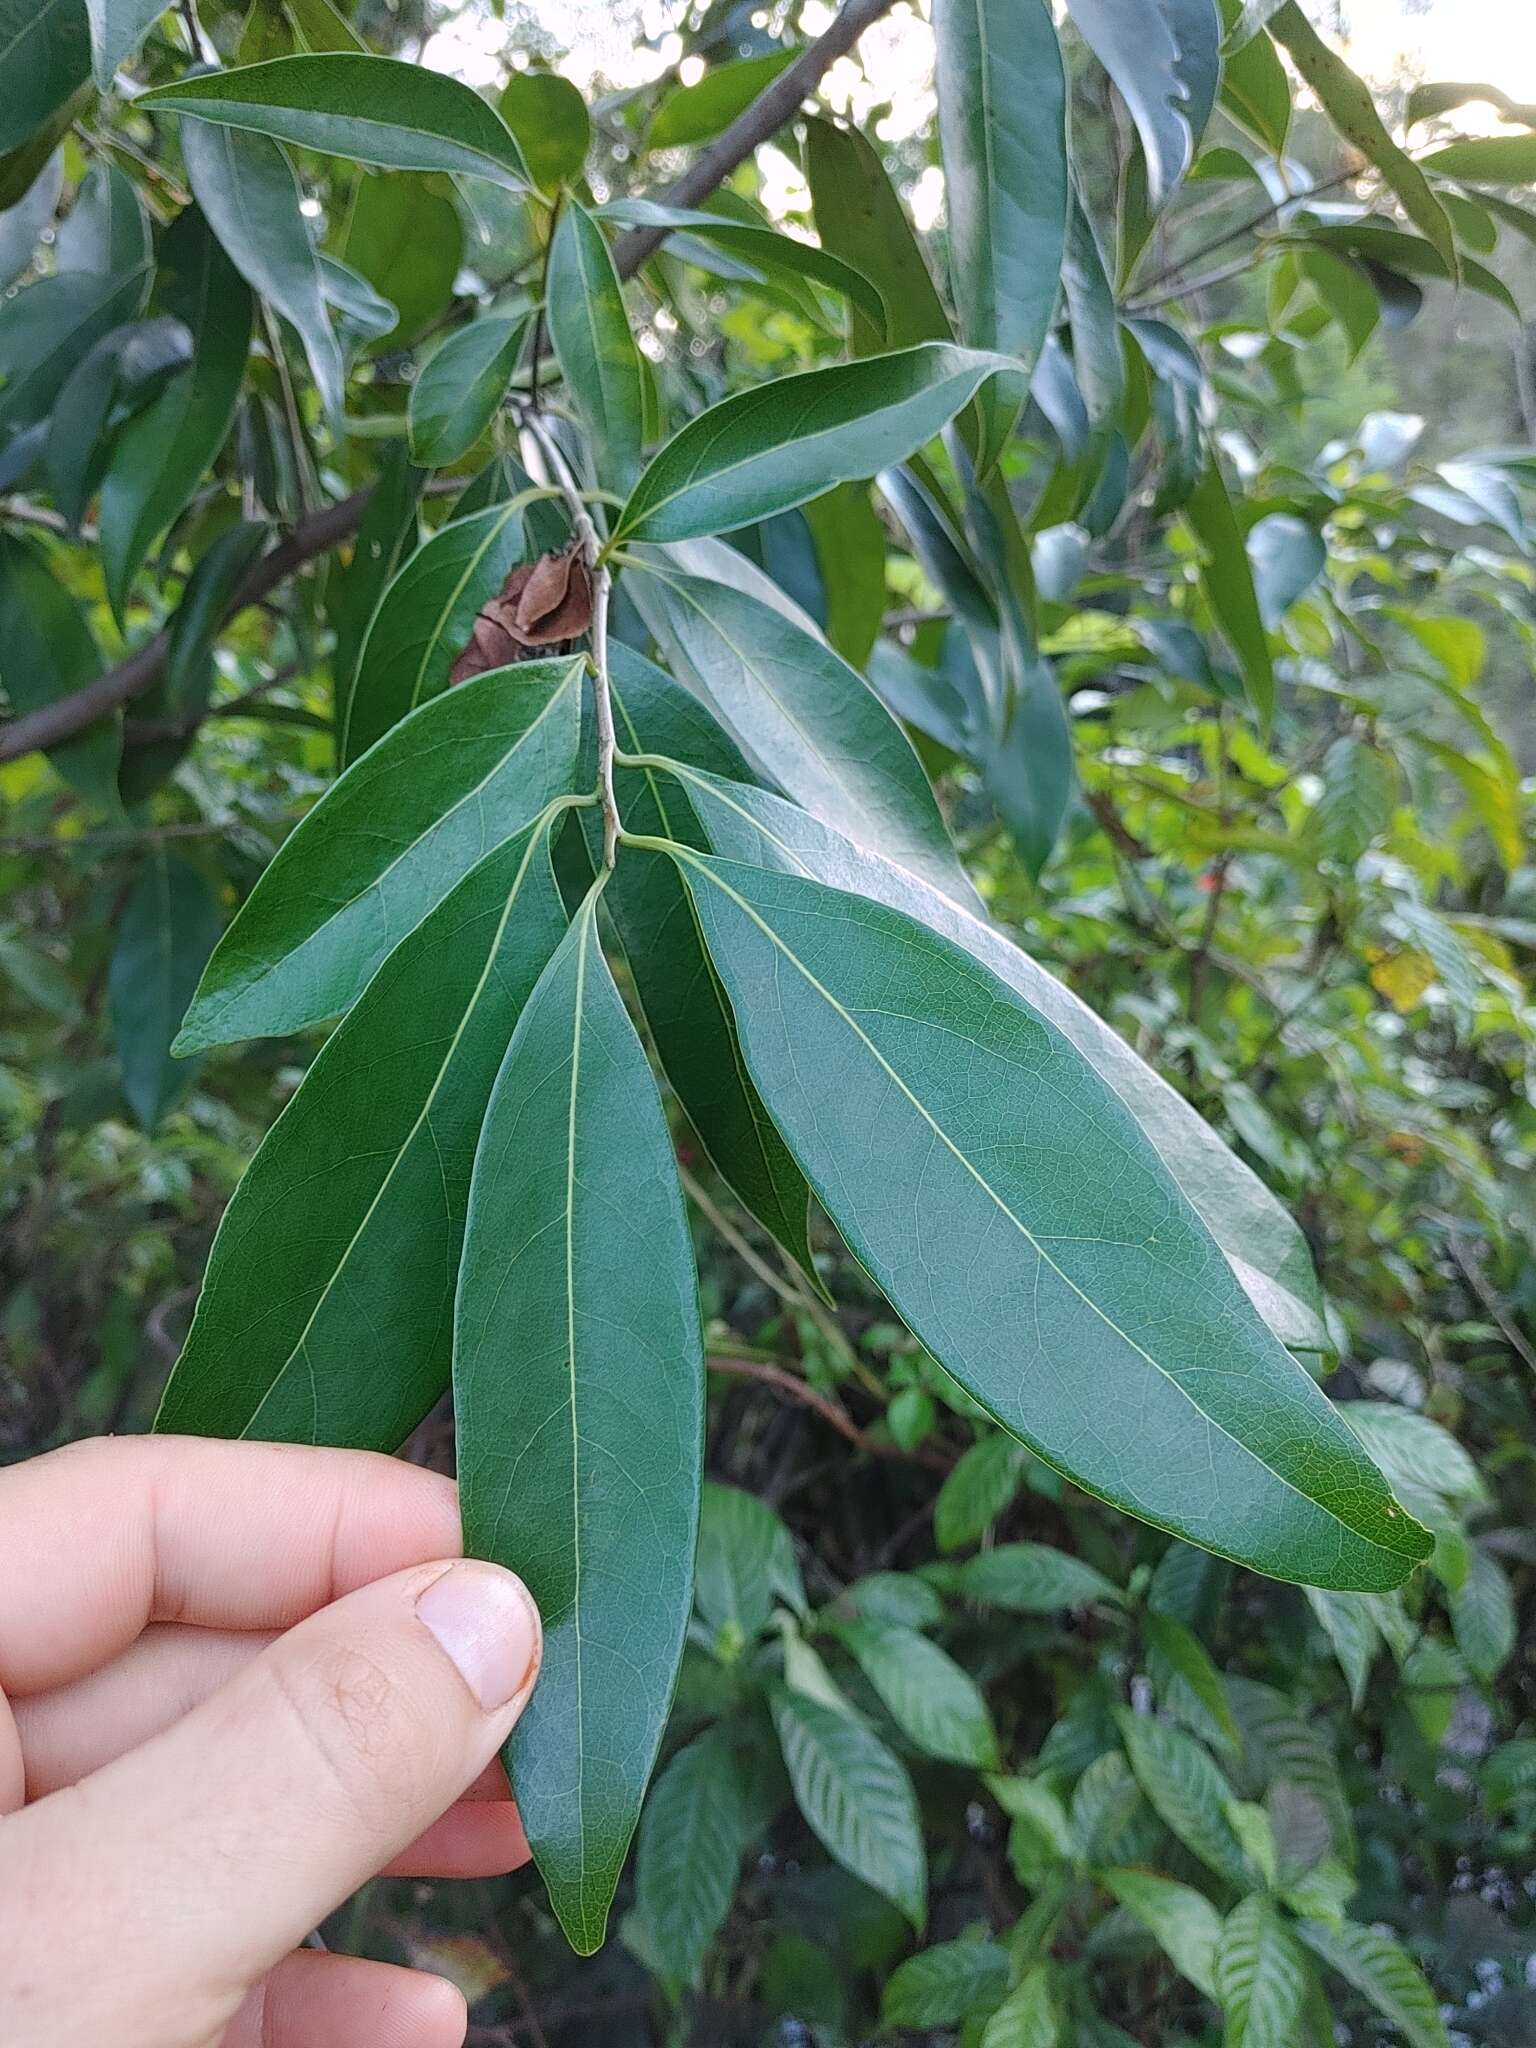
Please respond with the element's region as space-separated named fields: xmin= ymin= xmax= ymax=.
xmin=520 ymin=412 xmax=620 ymax=866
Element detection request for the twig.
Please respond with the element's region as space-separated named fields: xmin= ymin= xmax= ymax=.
xmin=123 ymin=662 xmax=307 ymax=745
xmin=0 ymin=816 xmax=288 ymax=856
xmin=708 ymin=1355 xmax=950 ymax=1470
xmin=0 ymin=499 xmax=96 ymax=541
xmin=520 ymin=411 xmax=618 ymax=864
xmin=1448 ymin=1233 xmax=1536 ymax=1380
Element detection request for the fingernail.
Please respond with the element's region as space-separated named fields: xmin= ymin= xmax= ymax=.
xmin=416 ymin=1562 xmax=541 ymax=1712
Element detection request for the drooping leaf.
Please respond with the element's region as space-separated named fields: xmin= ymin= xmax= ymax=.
xmin=54 ymin=161 xmax=149 ymax=276
xmin=341 ymin=500 xmax=530 ymax=765
xmin=97 ymin=208 xmax=252 ymax=619
xmin=1269 ymin=5 xmax=1457 ymax=273
xmin=340 ymin=168 xmax=463 ymax=347
xmin=1104 ymin=1869 xmax=1222 ymax=1998
xmin=1146 ymin=1610 xmax=1241 ymax=1756
xmin=935 ymin=0 xmax=1067 ymax=376
xmin=157 ymin=819 xmax=567 ymax=1447
xmin=180 ymin=119 xmax=343 ymax=421
xmin=408 ymin=313 xmax=529 ymax=468
xmin=950 ymin=1543 xmax=1122 ymax=1614
xmin=802 ymin=482 xmax=886 ymax=665
xmin=107 ymin=851 xmax=222 ymax=1129
xmin=1065 ymin=0 xmax=1222 ymax=206
xmin=660 ymin=768 xmax=1331 ymax=1355
xmin=546 ymin=198 xmax=645 ymax=490
xmin=46 ymin=316 xmax=193 ymax=534
xmin=601 ymin=646 xmax=819 ymax=1286
xmin=982 ymin=652 xmax=1074 ymax=878
xmin=804 ymin=114 xmax=950 ymax=355
xmin=329 ymin=441 xmax=424 ymax=740
xmin=612 ymin=343 xmax=1014 ymax=544
xmin=631 ymin=568 xmax=979 ymax=908
xmin=498 ymin=68 xmax=589 ymax=192
xmin=632 ymin=1727 xmax=752 ymax=1986
xmin=1183 ymin=445 xmax=1275 ymax=724
xmin=0 ymin=0 xmax=90 ymax=157
xmin=669 ymin=851 xmax=1425 ymax=1588
xmin=1247 ymin=512 xmax=1326 ymax=629
xmin=1116 ymin=1709 xmax=1249 ymax=1886
xmin=770 ymin=1685 xmax=926 ymax=1929
xmin=0 ymin=533 xmax=121 ymax=809
xmin=1295 ymin=1919 xmax=1450 ymax=2048
xmin=881 ymin=1940 xmax=1010 ymax=2028
xmin=836 ymin=1619 xmax=998 ymax=1768
xmin=648 ymin=48 xmax=799 ymax=149
xmin=0 ymin=263 xmax=152 ymax=444
xmin=1295 ymin=220 xmax=1516 ymax=320
xmin=456 ymin=899 xmax=704 ymax=1954
xmin=176 ymin=657 xmax=583 ymax=1050
xmin=1216 ymin=1896 xmax=1309 ymax=2048
xmin=138 ymin=54 xmax=532 ymax=192
xmin=1449 ymin=1546 xmax=1516 ymax=1683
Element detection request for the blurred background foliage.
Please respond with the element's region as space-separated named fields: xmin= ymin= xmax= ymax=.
xmin=1 ymin=0 xmax=1534 ymax=2042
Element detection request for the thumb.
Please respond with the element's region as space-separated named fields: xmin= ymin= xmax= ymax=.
xmin=0 ymin=1559 xmax=541 ymax=2048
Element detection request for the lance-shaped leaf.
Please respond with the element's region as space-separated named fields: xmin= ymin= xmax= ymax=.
xmin=1295 ymin=1918 xmax=1450 ymax=2048
xmin=602 ymin=645 xmax=819 ymax=1286
xmin=341 ymin=500 xmax=528 ymax=764
xmin=632 ymin=1726 xmax=752 ymax=1988
xmin=0 ymin=150 xmax=62 ymax=292
xmin=882 ymin=1941 xmax=1010 ymax=2028
xmin=631 ymin=568 xmax=979 ymax=909
xmin=157 ymin=819 xmax=568 ymax=1449
xmin=1216 ymin=1896 xmax=1309 ymax=2048
xmin=0 ymin=0 xmax=89 ymax=157
xmin=408 ymin=313 xmax=529 ymax=469
xmin=176 ymin=657 xmax=582 ymax=1051
xmin=84 ymin=0 xmax=165 ymax=89
xmin=55 ymin=160 xmax=149 ymax=275
xmin=1270 ymin=5 xmax=1455 ymax=273
xmin=329 ymin=441 xmax=423 ymax=742
xmin=0 ymin=533 xmax=121 ymax=810
xmin=668 ymin=849 xmax=1429 ymax=1589
xmin=770 ymin=1685 xmax=926 ymax=1929
xmin=1104 ymin=1869 xmax=1222 ymax=1998
xmin=935 ymin=0 xmax=1066 ymax=375
xmin=612 ymin=342 xmax=1015 ymax=544
xmin=0 ymin=263 xmax=151 ymax=442
xmin=1065 ymin=0 xmax=1221 ymax=206
xmin=1183 ymin=445 xmax=1275 ymax=726
xmin=834 ymin=1619 xmax=999 ymax=1768
xmin=1116 ymin=1709 xmax=1249 ymax=1885
xmin=137 ymin=54 xmax=532 ymax=193
xmin=651 ymin=768 xmax=1330 ymax=1355
xmin=455 ymin=899 xmax=704 ymax=1954
xmin=106 ymin=854 xmax=221 ymax=1129
xmin=98 ymin=208 xmax=252 ymax=619
xmin=805 ymin=115 xmax=951 ymax=355
xmin=546 ymin=199 xmax=644 ymax=490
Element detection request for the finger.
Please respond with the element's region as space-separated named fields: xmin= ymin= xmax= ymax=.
xmin=381 ymin=1796 xmax=529 ymax=1879
xmin=221 ymin=1951 xmax=467 ymax=2048
xmin=0 ymin=1559 xmax=540 ymax=2048
xmin=0 ymin=1437 xmax=462 ymax=1696
xmin=14 ymin=1622 xmax=517 ymax=1805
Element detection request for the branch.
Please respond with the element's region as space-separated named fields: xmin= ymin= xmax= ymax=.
xmin=707 ymin=1355 xmax=952 ymax=1471
xmin=1 ymin=0 xmax=899 ymax=771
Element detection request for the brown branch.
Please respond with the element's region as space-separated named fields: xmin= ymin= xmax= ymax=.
xmin=707 ymin=1354 xmax=952 ymax=1471
xmin=0 ymin=0 xmax=899 ymax=772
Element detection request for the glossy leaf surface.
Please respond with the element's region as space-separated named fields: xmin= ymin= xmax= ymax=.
xmin=408 ymin=314 xmax=529 ymax=468
xmin=546 ymin=199 xmax=644 ymax=489
xmin=456 ymin=900 xmax=703 ymax=1953
xmin=1066 ymin=0 xmax=1220 ymax=205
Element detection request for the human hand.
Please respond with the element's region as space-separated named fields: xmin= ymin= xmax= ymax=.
xmin=0 ymin=1435 xmax=542 ymax=2048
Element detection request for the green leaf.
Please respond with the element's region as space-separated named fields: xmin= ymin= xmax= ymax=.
xmin=1061 ymin=190 xmax=1125 ymax=430
xmin=1219 ymin=23 xmax=1292 ymax=154
xmin=138 ymin=54 xmax=532 ymax=192
xmin=0 ymin=0 xmax=89 ymax=158
xmin=408 ymin=314 xmax=528 ymax=468
xmin=844 ymin=1572 xmax=944 ymax=1631
xmin=84 ymin=0 xmax=165 ymax=88
xmin=46 ymin=316 xmax=193 ymax=536
xmin=613 ymin=342 xmax=1014 ymax=545
xmin=498 ymin=68 xmax=589 ymax=192
xmin=671 ymin=849 xmax=1426 ymax=1588
xmin=804 ymin=115 xmax=950 ymax=355
xmin=341 ymin=500 xmax=529 ymax=766
xmin=935 ymin=0 xmax=1066 ymax=371
xmin=456 ymin=899 xmax=703 ymax=1954
xmin=802 ymin=482 xmax=885 ymax=665
xmin=1104 ymin=1869 xmax=1222 ymax=1998
xmin=934 ymin=1433 xmax=1029 ymax=1552
xmin=0 ymin=148 xmax=61 ymax=291
xmin=1296 ymin=220 xmax=1516 ymax=319
xmin=1295 ymin=1919 xmax=1449 ymax=2048
xmin=0 ymin=263 xmax=151 ymax=443
xmin=1269 ymin=5 xmax=1456 ymax=273
xmin=1145 ymin=1611 xmax=1241 ymax=1756
xmin=1304 ymin=1589 xmax=1380 ymax=1710
xmin=982 ymin=651 xmax=1074 ymax=879
xmin=121 ymin=517 xmax=270 ymax=805
xmin=177 ymin=657 xmax=582 ymax=1050
xmin=329 ymin=442 xmax=423 ymax=740
xmin=1183 ymin=446 xmax=1275 ymax=725
xmin=55 ymin=161 xmax=149 ymax=275
xmin=1116 ymin=1709 xmax=1249 ymax=1885
xmin=107 ymin=852 xmax=221 ymax=1128
xmin=0 ymin=533 xmax=120 ymax=808
xmin=1338 ymin=1403 xmax=1486 ymax=1527
xmin=882 ymin=1939 xmax=1009 ymax=2028
xmin=340 ymin=169 xmax=463 ymax=348
xmin=1216 ymin=1896 xmax=1309 ymax=2047
xmin=696 ymin=1481 xmax=804 ymax=1644
xmin=632 ymin=569 xmax=978 ymax=908
xmin=980 ymin=1964 xmax=1058 ymax=2048
xmin=770 ymin=1685 xmax=926 ymax=1929
xmin=661 ymin=768 xmax=1328 ymax=1355
xmin=156 ymin=819 xmax=567 ymax=1446
xmin=546 ymin=198 xmax=645 ymax=490
xmin=632 ymin=1727 xmax=751 ymax=1986
xmin=1065 ymin=0 xmax=1221 ymax=204
xmin=97 ymin=208 xmax=252 ymax=620
xmin=602 ymin=647 xmax=819 ymax=1286
xmin=181 ymin=119 xmax=343 ymax=421
xmin=1247 ymin=513 xmax=1326 ymax=630
xmin=835 ymin=1619 xmax=999 ymax=1767
xmin=1450 ymin=1546 xmax=1516 ymax=1683
xmin=649 ymin=48 xmax=798 ymax=148
xmin=952 ymin=1543 xmax=1122 ymax=1613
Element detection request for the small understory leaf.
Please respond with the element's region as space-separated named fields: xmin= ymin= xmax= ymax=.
xmin=770 ymin=1684 xmax=926 ymax=1929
